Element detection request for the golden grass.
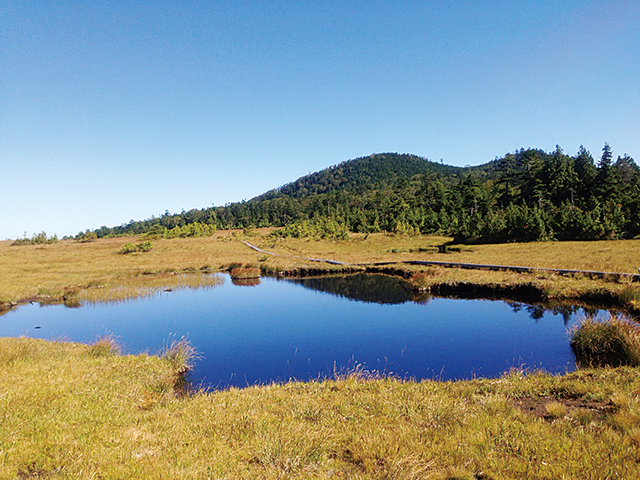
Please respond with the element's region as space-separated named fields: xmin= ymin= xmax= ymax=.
xmin=229 ymin=267 xmax=261 ymax=279
xmin=2 ymin=231 xmax=640 ymax=310
xmin=4 ymin=232 xmax=640 ymax=477
xmin=0 ymin=231 xmax=258 ymax=304
xmin=257 ymin=233 xmax=640 ymax=273
xmin=1 ymin=337 xmax=639 ymax=479
xmin=571 ymin=315 xmax=640 ymax=367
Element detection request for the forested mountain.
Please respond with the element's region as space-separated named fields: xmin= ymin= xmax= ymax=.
xmin=255 ymin=153 xmax=463 ymax=201
xmin=87 ymin=145 xmax=640 ymax=243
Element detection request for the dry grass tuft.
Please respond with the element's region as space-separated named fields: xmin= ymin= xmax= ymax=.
xmin=571 ymin=314 xmax=640 ymax=368
xmin=545 ymin=401 xmax=568 ymax=419
xmin=88 ymin=335 xmax=121 ymax=357
xmin=229 ymin=267 xmax=261 ymax=279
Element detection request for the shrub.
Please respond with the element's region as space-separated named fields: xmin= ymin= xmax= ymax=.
xmin=11 ymin=231 xmax=58 ymax=246
xmin=571 ymin=315 xmax=640 ymax=367
xmin=117 ymin=241 xmax=154 ymax=254
xmin=270 ymin=217 xmax=349 ymax=240
xmin=118 ymin=242 xmax=138 ymax=254
xmin=75 ymin=230 xmax=98 ymax=243
xmin=141 ymin=224 xmax=168 ymax=239
xmin=143 ymin=222 xmax=216 ymax=240
xmin=137 ymin=241 xmax=154 ymax=252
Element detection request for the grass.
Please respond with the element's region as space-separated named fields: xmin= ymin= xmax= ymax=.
xmin=229 ymin=266 xmax=262 ymax=279
xmin=256 ymin=233 xmax=640 ymax=274
xmin=3 ymin=231 xmax=640 ymax=310
xmin=1 ymin=337 xmax=640 ymax=478
xmin=545 ymin=400 xmax=568 ymax=419
xmin=3 ymin=232 xmax=640 ymax=477
xmin=87 ymin=334 xmax=122 ymax=357
xmin=78 ymin=272 xmax=224 ymax=305
xmin=571 ymin=314 xmax=640 ymax=367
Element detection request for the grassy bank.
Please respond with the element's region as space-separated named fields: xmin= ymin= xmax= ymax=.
xmin=2 ymin=232 xmax=640 ymax=313
xmin=0 ymin=337 xmax=638 ymax=479
xmin=3 ymin=234 xmax=640 ymax=477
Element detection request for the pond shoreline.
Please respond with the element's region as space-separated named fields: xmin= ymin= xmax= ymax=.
xmin=266 ymin=266 xmax=639 ymax=317
xmin=2 ymin=234 xmax=640 ymax=318
xmin=2 ymin=266 xmax=635 ymax=320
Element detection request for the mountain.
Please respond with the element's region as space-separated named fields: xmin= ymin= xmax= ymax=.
xmin=255 ymin=153 xmax=464 ymax=201
xmin=87 ymin=146 xmax=640 ymax=243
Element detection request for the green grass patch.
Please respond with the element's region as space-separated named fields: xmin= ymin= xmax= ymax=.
xmin=118 ymin=241 xmax=154 ymax=254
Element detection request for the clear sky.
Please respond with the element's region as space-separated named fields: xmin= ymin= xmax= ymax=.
xmin=2 ymin=1 xmax=639 ymax=239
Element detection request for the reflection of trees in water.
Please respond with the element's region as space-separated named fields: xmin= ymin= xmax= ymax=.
xmin=506 ymin=301 xmax=606 ymax=324
xmin=291 ymin=274 xmax=613 ymax=316
xmin=288 ymin=274 xmax=415 ymax=305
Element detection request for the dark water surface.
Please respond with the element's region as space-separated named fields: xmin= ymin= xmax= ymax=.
xmin=1 ymin=274 xmax=594 ymax=389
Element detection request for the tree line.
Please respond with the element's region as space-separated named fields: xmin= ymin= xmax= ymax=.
xmin=82 ymin=145 xmax=639 ymax=243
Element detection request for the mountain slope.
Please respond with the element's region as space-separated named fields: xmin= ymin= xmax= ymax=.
xmin=87 ymin=145 xmax=640 ymax=243
xmin=255 ymin=153 xmax=464 ymax=201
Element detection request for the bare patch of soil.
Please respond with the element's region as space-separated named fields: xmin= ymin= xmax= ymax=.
xmin=515 ymin=396 xmax=615 ymax=421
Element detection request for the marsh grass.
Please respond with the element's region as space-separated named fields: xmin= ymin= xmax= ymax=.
xmin=545 ymin=401 xmax=568 ymax=419
xmin=161 ymin=336 xmax=198 ymax=374
xmin=2 ymin=233 xmax=640 ymax=310
xmin=1 ymin=337 xmax=640 ymax=478
xmin=3 ymin=233 xmax=640 ymax=476
xmin=571 ymin=314 xmax=640 ymax=367
xmin=88 ymin=335 xmax=121 ymax=357
xmin=259 ymin=234 xmax=640 ymax=273
xmin=619 ymin=284 xmax=640 ymax=310
xmin=78 ymin=273 xmax=223 ymax=304
xmin=0 ymin=233 xmax=257 ymax=304
xmin=409 ymin=269 xmax=441 ymax=290
xmin=229 ymin=266 xmax=261 ymax=279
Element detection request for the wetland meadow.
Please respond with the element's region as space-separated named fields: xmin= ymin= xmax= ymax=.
xmin=2 ymin=231 xmax=640 ymax=478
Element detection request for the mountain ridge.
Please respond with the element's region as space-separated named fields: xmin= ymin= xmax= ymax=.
xmin=84 ymin=145 xmax=640 ymax=243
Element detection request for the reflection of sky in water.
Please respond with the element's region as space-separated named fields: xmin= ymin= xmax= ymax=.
xmin=0 ymin=274 xmax=594 ymax=389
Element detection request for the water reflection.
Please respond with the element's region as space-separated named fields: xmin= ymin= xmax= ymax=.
xmin=287 ymin=274 xmax=608 ymax=322
xmin=286 ymin=274 xmax=415 ymax=304
xmin=0 ymin=273 xmax=606 ymax=389
xmin=232 ymin=278 xmax=261 ymax=287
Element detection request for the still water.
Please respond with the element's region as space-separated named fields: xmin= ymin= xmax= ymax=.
xmin=0 ymin=274 xmax=594 ymax=389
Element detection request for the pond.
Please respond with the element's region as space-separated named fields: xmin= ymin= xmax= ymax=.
xmin=0 ymin=274 xmax=599 ymax=389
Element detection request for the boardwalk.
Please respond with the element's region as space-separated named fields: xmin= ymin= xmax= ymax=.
xmin=242 ymin=241 xmax=640 ymax=281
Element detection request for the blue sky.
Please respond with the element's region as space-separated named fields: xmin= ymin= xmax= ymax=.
xmin=2 ymin=0 xmax=639 ymax=239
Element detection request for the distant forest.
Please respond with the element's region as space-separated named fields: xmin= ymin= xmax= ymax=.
xmin=85 ymin=144 xmax=640 ymax=244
